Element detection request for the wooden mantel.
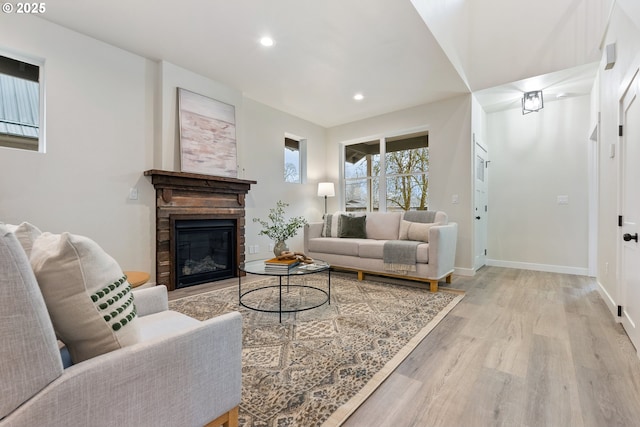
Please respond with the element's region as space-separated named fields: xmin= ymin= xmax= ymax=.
xmin=144 ymin=169 xmax=256 ymax=290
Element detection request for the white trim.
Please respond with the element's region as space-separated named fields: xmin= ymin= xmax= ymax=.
xmin=454 ymin=267 xmax=475 ymax=277
xmin=486 ymin=259 xmax=589 ymax=276
xmin=596 ymin=278 xmax=621 ymax=321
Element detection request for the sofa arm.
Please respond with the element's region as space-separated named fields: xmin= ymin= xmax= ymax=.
xmin=132 ymin=285 xmax=169 ymax=317
xmin=427 ymin=222 xmax=458 ymax=280
xmin=1 ymin=311 xmax=243 ymax=427
xmin=304 ymin=222 xmax=323 ymax=254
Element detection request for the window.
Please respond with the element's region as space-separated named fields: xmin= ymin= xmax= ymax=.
xmin=344 ymin=131 xmax=428 ymax=212
xmin=0 ymin=54 xmax=43 ymax=152
xmin=284 ymin=135 xmax=306 ymax=183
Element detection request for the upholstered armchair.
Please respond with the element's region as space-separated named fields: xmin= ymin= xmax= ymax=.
xmin=0 ymin=223 xmax=242 ymax=427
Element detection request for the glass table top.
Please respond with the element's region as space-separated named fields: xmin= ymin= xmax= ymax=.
xmin=239 ymin=259 xmax=330 ymax=276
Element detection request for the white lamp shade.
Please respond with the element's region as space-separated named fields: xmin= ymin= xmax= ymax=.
xmin=317 ymin=182 xmax=335 ymax=197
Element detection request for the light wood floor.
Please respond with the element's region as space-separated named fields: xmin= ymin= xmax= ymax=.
xmin=344 ymin=267 xmax=640 ymax=427
xmin=169 ymin=266 xmax=640 ymax=427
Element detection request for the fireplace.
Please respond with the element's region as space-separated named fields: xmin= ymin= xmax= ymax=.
xmin=174 ymin=218 xmax=236 ymax=288
xmin=145 ymin=169 xmax=256 ymax=291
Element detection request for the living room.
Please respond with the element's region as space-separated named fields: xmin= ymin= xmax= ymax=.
xmin=2 ymin=0 xmax=640 ymax=425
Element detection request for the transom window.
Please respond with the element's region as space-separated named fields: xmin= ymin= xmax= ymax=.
xmin=343 ymin=131 xmax=428 ymax=212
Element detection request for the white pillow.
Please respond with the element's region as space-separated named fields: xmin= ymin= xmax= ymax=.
xmin=399 ymin=220 xmax=438 ymax=243
xmin=30 ymin=232 xmax=140 ymax=363
xmin=5 ymin=222 xmax=42 ymax=256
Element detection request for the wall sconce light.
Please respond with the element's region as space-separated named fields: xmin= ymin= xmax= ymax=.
xmin=317 ymin=182 xmax=335 ymax=218
xmin=522 ymin=90 xmax=544 ymax=115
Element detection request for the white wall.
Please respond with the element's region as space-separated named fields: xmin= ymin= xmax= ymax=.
xmin=0 ymin=14 xmax=156 ymax=272
xmin=327 ymin=95 xmax=475 ymax=273
xmin=486 ymin=95 xmax=590 ymax=274
xmin=0 ymin=15 xmax=329 ymax=276
xmin=241 ymin=99 xmax=327 ymax=259
xmin=596 ymin=4 xmax=640 ymax=313
xmin=156 ymin=61 xmax=328 ymax=258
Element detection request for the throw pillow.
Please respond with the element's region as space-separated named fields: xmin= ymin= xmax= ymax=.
xmin=399 ymin=220 xmax=438 ymax=243
xmin=338 ymin=214 xmax=367 ymax=238
xmin=321 ymin=213 xmax=338 ymax=237
xmin=5 ymin=221 xmax=42 ymax=256
xmin=322 ymin=211 xmax=365 ymax=237
xmin=30 ymin=232 xmax=140 ymax=363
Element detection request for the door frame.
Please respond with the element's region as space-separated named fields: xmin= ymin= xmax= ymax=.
xmin=617 ymin=66 xmax=640 ymax=349
xmin=473 ymin=134 xmax=488 ymax=270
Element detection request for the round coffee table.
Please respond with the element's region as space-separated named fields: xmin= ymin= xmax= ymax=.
xmin=238 ymin=259 xmax=331 ymax=322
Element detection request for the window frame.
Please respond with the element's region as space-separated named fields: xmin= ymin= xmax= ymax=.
xmin=0 ymin=50 xmax=46 ymax=153
xmin=284 ymin=133 xmax=307 ymax=184
xmin=341 ymin=127 xmax=429 ymax=212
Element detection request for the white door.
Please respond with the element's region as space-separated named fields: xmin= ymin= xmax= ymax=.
xmin=620 ymin=69 xmax=640 ymax=352
xmin=474 ymin=141 xmax=488 ymax=270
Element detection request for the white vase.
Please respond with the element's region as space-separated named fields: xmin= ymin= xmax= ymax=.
xmin=273 ymin=240 xmax=288 ymax=256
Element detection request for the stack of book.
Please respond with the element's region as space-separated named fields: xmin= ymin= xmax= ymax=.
xmin=264 ymin=257 xmax=300 ymax=272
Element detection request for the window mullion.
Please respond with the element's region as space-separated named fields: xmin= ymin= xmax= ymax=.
xmin=378 ymin=137 xmax=387 ymax=212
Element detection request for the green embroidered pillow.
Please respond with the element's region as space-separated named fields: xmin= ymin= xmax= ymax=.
xmin=30 ymin=232 xmax=140 ymax=363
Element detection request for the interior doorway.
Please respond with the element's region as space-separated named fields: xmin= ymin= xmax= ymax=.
xmin=474 ymin=138 xmax=488 ymax=270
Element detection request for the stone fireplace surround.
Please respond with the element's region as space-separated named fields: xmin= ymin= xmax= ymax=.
xmin=144 ymin=169 xmax=256 ymax=291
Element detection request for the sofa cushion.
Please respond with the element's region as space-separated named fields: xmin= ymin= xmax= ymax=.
xmin=416 ymin=243 xmax=429 ymax=263
xmin=366 ymin=212 xmax=401 ymax=240
xmin=30 ymin=232 xmax=140 ymax=363
xmin=0 ymin=224 xmax=63 ymax=419
xmin=338 ymin=214 xmax=367 ymax=238
xmin=6 ymin=221 xmax=42 ymax=256
xmin=308 ymin=237 xmax=360 ymax=256
xmin=399 ymin=220 xmax=438 ymax=243
xmin=358 ymin=239 xmax=386 ymax=259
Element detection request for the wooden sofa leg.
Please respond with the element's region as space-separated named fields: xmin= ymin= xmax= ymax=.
xmin=358 ymin=271 xmax=364 ymax=281
xmin=445 ymin=273 xmax=453 ymax=284
xmin=205 ymin=406 xmax=239 ymax=427
xmin=429 ymin=280 xmax=438 ymax=293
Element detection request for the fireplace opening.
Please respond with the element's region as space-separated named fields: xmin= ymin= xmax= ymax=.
xmin=174 ymin=219 xmax=237 ymax=289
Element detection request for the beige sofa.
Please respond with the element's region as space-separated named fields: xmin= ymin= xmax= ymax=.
xmin=304 ymin=211 xmax=457 ymax=292
xmin=0 ymin=223 xmax=241 ymax=427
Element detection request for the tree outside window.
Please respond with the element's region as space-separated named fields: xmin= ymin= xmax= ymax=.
xmin=284 ymin=137 xmax=300 ymax=183
xmin=344 ymin=132 xmax=428 ymax=212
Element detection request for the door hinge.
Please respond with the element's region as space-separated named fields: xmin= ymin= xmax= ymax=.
xmin=618 ymin=305 xmax=623 ymax=317
xmin=619 ymin=215 xmax=623 ymax=227
xmin=619 ymin=125 xmax=623 ymax=137
xmin=484 ymin=249 xmax=487 ymax=256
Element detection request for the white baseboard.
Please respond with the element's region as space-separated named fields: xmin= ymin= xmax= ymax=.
xmin=596 ymin=279 xmax=620 ymax=321
xmin=454 ymin=267 xmax=476 ymax=277
xmin=486 ymin=259 xmax=589 ymax=276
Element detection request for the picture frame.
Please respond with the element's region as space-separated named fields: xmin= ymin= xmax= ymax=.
xmin=178 ymin=88 xmax=237 ymax=177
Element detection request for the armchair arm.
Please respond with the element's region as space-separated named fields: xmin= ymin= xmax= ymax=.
xmin=2 ymin=311 xmax=242 ymax=427
xmin=427 ymin=222 xmax=458 ymax=280
xmin=132 ymin=285 xmax=169 ymax=317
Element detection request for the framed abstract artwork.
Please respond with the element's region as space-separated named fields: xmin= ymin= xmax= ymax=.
xmin=178 ymin=88 xmax=237 ymax=177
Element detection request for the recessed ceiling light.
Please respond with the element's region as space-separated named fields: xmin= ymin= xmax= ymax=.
xmin=260 ymin=36 xmax=274 ymax=47
xmin=353 ymin=93 xmax=364 ymax=101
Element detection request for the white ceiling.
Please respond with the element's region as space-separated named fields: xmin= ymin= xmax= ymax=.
xmin=36 ymin=0 xmax=632 ymax=127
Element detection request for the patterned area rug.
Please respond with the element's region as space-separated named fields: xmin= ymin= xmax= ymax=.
xmin=169 ymin=273 xmax=463 ymax=427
